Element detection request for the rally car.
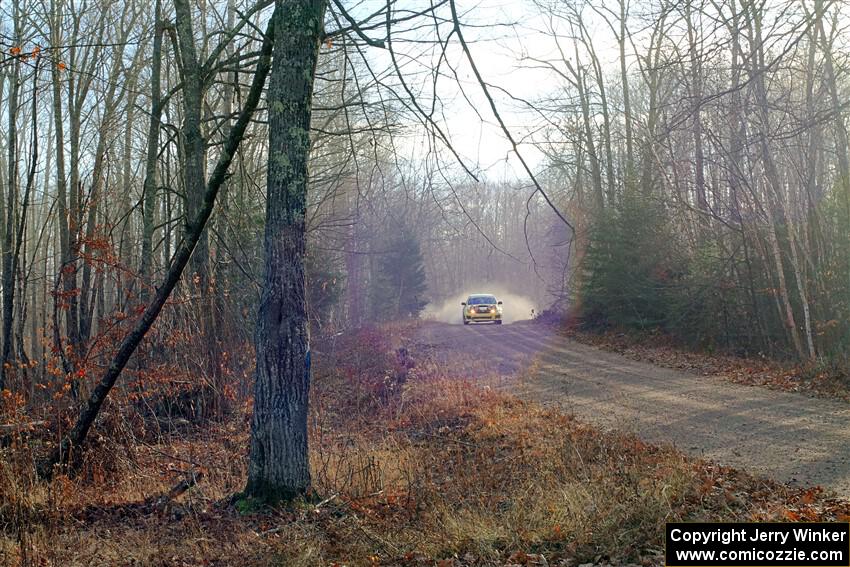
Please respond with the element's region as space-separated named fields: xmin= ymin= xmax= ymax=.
xmin=462 ymin=294 xmax=503 ymax=325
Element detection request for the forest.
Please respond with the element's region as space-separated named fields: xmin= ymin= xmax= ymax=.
xmin=1 ymin=0 xmax=850 ymax=565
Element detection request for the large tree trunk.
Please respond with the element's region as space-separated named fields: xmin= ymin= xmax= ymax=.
xmin=174 ymin=0 xmax=223 ymax=418
xmin=139 ymin=0 xmax=164 ymax=295
xmin=245 ymin=0 xmax=326 ymax=503
xmin=50 ymin=0 xmax=77 ymax=396
xmin=1 ymin=31 xmax=20 ymax=391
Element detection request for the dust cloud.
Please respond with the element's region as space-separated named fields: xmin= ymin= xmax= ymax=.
xmin=423 ymin=287 xmax=537 ymax=325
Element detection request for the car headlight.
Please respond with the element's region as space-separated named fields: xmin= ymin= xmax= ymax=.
xmin=490 ymin=306 xmax=496 ymax=313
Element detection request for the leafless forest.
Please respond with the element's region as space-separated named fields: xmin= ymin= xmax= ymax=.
xmin=1 ymin=0 xmax=849 ymax=564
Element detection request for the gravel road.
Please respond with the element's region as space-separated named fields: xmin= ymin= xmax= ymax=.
xmin=416 ymin=320 xmax=850 ymax=496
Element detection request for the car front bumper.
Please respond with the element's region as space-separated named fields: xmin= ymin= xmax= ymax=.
xmin=465 ymin=312 xmax=501 ymax=322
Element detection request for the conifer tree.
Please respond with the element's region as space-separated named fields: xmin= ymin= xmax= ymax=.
xmin=370 ymin=228 xmax=428 ymax=321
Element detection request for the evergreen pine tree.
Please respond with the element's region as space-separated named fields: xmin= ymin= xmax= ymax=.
xmin=369 ymin=228 xmax=428 ymax=320
xmin=580 ymin=193 xmax=675 ymax=330
xmin=305 ymin=247 xmax=345 ymax=329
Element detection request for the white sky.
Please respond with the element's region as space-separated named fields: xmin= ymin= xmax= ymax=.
xmin=368 ymin=0 xmax=623 ymax=182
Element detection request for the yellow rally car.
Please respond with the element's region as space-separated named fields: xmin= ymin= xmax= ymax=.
xmin=462 ymin=294 xmax=503 ymax=325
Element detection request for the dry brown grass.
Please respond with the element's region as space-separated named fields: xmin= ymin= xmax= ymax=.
xmin=3 ymin=323 xmax=850 ymax=566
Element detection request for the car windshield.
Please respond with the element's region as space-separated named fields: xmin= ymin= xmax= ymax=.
xmin=467 ymin=296 xmax=497 ymax=305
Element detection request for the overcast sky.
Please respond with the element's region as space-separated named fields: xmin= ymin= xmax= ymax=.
xmin=365 ymin=0 xmax=625 ymax=184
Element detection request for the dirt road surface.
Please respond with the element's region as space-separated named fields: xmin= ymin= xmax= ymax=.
xmin=416 ymin=320 xmax=850 ymax=497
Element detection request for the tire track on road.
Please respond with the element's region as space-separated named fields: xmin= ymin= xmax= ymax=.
xmin=416 ymin=321 xmax=850 ymax=496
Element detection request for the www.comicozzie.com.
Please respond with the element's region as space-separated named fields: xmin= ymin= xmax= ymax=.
xmin=665 ymin=522 xmax=850 ymax=566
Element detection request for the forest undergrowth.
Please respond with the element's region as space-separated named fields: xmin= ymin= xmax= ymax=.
xmin=2 ymin=323 xmax=850 ymax=567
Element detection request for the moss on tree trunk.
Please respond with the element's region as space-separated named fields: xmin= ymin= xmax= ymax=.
xmin=244 ymin=0 xmax=327 ymax=503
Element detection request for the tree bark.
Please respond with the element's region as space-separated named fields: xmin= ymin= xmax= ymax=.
xmin=140 ymin=0 xmax=164 ymax=299
xmin=49 ymin=0 xmax=79 ymax=395
xmin=175 ymin=0 xmax=223 ymax=418
xmin=1 ymin=26 xmax=20 ymax=391
xmin=245 ymin=0 xmax=327 ymax=503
